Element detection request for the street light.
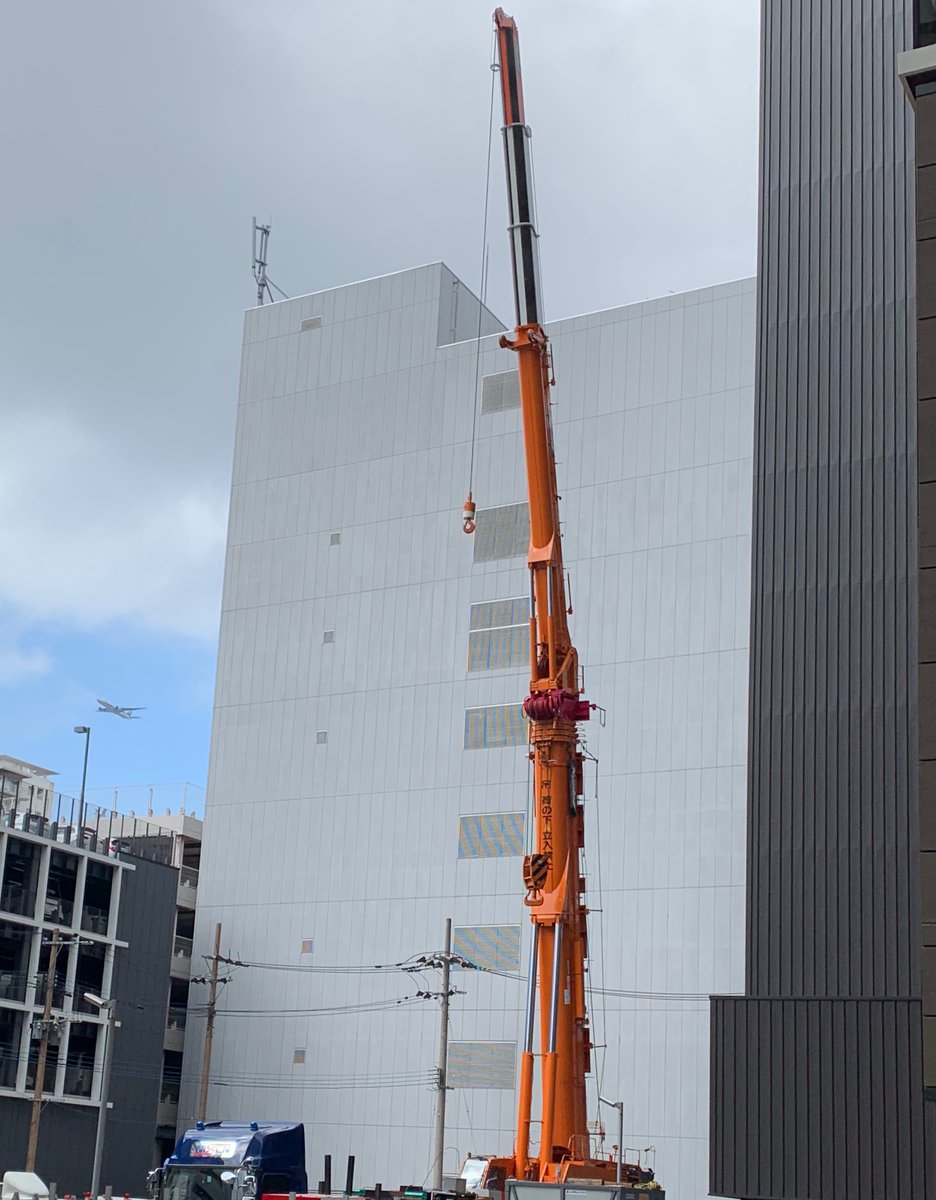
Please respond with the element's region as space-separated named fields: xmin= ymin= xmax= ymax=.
xmin=598 ymin=1095 xmax=624 ymax=1185
xmin=84 ymin=991 xmax=117 ymax=1200
xmin=73 ymin=726 xmax=91 ymax=839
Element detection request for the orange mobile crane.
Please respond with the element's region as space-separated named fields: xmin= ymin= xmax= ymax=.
xmin=460 ymin=10 xmax=661 ymax=1197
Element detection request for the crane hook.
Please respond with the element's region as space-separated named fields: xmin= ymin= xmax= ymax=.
xmin=462 ymin=492 xmax=477 ymax=535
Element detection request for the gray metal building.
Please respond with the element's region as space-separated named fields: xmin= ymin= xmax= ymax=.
xmin=182 ymin=263 xmax=755 ymax=1200
xmin=709 ymin=1 xmax=928 ymax=1197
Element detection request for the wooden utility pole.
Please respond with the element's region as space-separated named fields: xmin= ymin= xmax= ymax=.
xmin=196 ymin=922 xmax=222 ymax=1122
xmin=26 ymin=927 xmax=61 ymax=1170
xmin=430 ymin=918 xmax=452 ymax=1193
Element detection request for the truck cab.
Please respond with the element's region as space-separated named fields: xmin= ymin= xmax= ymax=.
xmin=149 ymin=1122 xmax=307 ymax=1200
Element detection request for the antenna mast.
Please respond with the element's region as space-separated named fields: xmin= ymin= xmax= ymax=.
xmin=251 ymin=218 xmax=289 ymax=305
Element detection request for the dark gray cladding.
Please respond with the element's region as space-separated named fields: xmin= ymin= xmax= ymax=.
xmin=710 ymin=0 xmax=924 ymax=1195
xmin=711 ymin=998 xmax=924 ymax=1198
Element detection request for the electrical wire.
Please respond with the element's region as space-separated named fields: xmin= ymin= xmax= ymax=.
xmin=208 ymin=952 xmax=434 ymax=976
xmin=207 ymin=994 xmax=431 ymax=1019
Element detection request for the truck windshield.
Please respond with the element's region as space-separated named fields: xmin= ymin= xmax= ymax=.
xmin=162 ymin=1167 xmax=233 ymax=1200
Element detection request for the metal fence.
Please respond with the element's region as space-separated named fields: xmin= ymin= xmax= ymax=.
xmin=0 ymin=785 xmax=174 ymax=865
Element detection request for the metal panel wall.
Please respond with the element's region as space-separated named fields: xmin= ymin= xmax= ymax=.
xmin=711 ymin=998 xmax=924 ymax=1199
xmin=185 ymin=263 xmax=755 ymax=1200
xmin=710 ymin=0 xmax=923 ymax=1195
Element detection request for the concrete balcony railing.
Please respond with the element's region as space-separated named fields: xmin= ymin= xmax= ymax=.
xmin=177 ymin=865 xmax=199 ymax=909
xmin=156 ymin=1093 xmax=179 ymax=1129
xmin=170 ymin=935 xmax=193 ymax=979
xmin=164 ymin=1006 xmax=187 ymax=1052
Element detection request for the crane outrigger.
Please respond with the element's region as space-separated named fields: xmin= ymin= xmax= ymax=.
xmin=462 ymin=10 xmax=661 ymax=1196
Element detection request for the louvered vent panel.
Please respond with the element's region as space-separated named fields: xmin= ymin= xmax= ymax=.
xmin=463 ymin=705 xmax=527 ymax=750
xmin=473 ymin=503 xmax=529 ymax=563
xmin=448 ymin=1041 xmax=517 ymax=1089
xmin=453 ymin=925 xmax=521 ymax=972
xmin=481 ymin=370 xmax=521 ymax=414
xmin=300 ymin=315 xmax=323 ymax=332
xmin=469 ymin=597 xmax=530 ymax=631
xmin=468 ymin=625 xmax=527 ymax=671
xmin=457 ymin=811 xmax=525 ymax=858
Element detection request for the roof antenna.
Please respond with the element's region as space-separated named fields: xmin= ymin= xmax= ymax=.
xmin=252 ymin=218 xmax=289 ymax=305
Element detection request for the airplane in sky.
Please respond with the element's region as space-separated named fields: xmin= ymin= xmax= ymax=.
xmin=96 ymin=698 xmax=145 ymax=720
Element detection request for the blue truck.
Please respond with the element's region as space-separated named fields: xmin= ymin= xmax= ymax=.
xmin=149 ymin=1122 xmax=308 ymax=1200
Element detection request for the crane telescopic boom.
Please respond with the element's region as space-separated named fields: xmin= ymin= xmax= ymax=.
xmin=492 ymin=8 xmax=592 ymax=1182
xmin=461 ymin=14 xmax=662 ymax=1195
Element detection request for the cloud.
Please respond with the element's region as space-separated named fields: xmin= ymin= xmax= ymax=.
xmin=0 ymin=642 xmax=52 ymax=686
xmin=0 ymin=0 xmax=758 ymax=660
xmin=0 ymin=411 xmax=227 ymax=640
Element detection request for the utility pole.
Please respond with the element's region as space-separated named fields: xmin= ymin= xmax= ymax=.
xmin=197 ymin=922 xmax=222 ymax=1122
xmin=26 ymin=928 xmax=61 ymax=1171
xmin=430 ymin=918 xmax=452 ymax=1193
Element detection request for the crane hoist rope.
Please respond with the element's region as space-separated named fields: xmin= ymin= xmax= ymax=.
xmin=464 ymin=35 xmax=501 ymax=537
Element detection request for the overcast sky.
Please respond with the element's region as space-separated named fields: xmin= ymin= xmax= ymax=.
xmin=0 ymin=0 xmax=758 ymax=801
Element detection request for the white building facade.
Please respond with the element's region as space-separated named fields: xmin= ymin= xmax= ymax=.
xmin=181 ymin=263 xmax=754 ymax=1200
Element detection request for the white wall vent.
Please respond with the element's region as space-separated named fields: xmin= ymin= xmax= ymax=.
xmin=481 ymin=370 xmax=521 ymax=414
xmin=300 ymin=316 xmax=323 ymax=332
xmin=448 ymin=1041 xmax=516 ymax=1089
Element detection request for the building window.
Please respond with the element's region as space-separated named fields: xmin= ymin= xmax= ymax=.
xmin=315 ymin=730 xmax=328 ymax=745
xmin=46 ymin=850 xmax=79 ymax=926
xmin=457 ymin=811 xmax=525 ymax=858
xmin=453 ymin=925 xmax=521 ymax=973
xmin=472 ymin=503 xmax=529 ymax=564
xmin=81 ymin=861 xmax=114 ymax=936
xmin=64 ymin=1022 xmax=99 ymax=1098
xmin=323 ymin=630 xmax=335 ymax=644
xmin=917 ymin=0 xmax=936 ymax=47
xmin=1 ymin=838 xmax=40 ymax=920
xmin=75 ymin=942 xmax=106 ymax=1016
xmin=330 ymin=532 xmax=341 ymax=546
xmin=468 ymin=597 xmax=530 ymax=672
xmin=0 ymin=1008 xmax=23 ymax=1090
xmin=300 ymin=938 xmax=314 ymax=955
xmin=0 ymin=920 xmax=31 ymax=1003
xmin=448 ymin=1041 xmax=516 ymax=1089
xmin=293 ymin=1048 xmax=306 ymax=1065
xmin=481 ymin=370 xmax=521 ymax=414
xmin=463 ymin=704 xmax=527 ymax=750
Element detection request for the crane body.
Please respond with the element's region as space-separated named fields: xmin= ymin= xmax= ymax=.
xmin=460 ymin=11 xmax=662 ymax=1197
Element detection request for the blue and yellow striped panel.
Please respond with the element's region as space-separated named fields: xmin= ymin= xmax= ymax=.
xmin=447 ymin=1041 xmax=517 ymax=1089
xmin=469 ymin=596 xmax=530 ymax=631
xmin=453 ymin=924 xmax=522 ymax=973
xmin=467 ymin=625 xmax=527 ymax=671
xmin=463 ymin=704 xmax=528 ymax=750
xmin=457 ymin=811 xmax=525 ymax=858
xmin=473 ymin=503 xmax=530 ymax=563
